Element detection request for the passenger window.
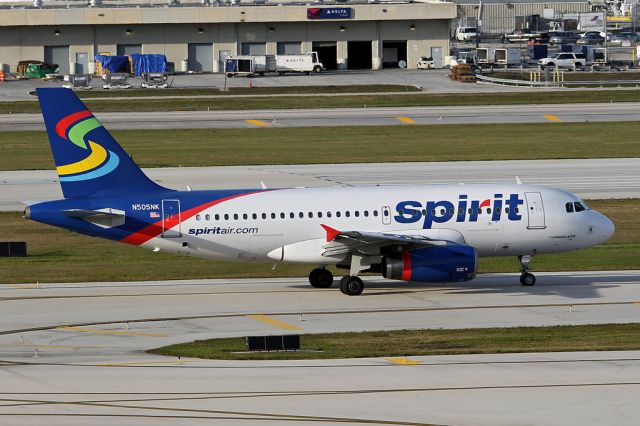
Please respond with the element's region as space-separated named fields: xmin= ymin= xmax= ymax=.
xmin=280 ymin=213 xmax=285 ymax=219
xmin=364 ymin=211 xmax=369 ymax=217
xmin=478 ymin=208 xmax=482 ymax=214
xmin=486 ymin=208 xmax=491 ymax=214
xmin=299 ymin=212 xmax=304 ymax=218
xmin=318 ymin=212 xmax=323 ymax=218
xmin=271 ymin=213 xmax=276 ymax=219
xmin=345 ymin=211 xmax=351 ymax=217
xmin=327 ymin=212 xmax=332 ymax=218
xmin=215 ymin=214 xmax=220 ymax=221
xmin=449 ymin=208 xmax=455 ymax=215
xmin=468 ymin=208 xmax=473 ymax=214
xmin=262 ymin=213 xmax=266 ymax=219
xmin=514 ymin=207 xmax=519 ymax=213
xmin=336 ymin=211 xmax=342 ymax=218
xmin=309 ymin=212 xmax=313 ymax=218
xmin=574 ymin=202 xmax=585 ymax=212
xmin=224 ymin=214 xmax=229 ymax=220
xmin=505 ymin=207 xmax=510 ymax=214
xmin=290 ymin=212 xmax=295 ymax=219
xmin=205 ymin=214 xmax=210 ymax=221
xmin=374 ymin=210 xmax=379 ymax=217
xmin=252 ymin=213 xmax=257 ymax=219
xmin=196 ymin=214 xmax=201 ymax=221
xmin=234 ymin=214 xmax=239 ymax=220
xmin=566 ymin=202 xmax=574 ymax=213
xmin=243 ymin=213 xmax=248 ymax=220
xmin=355 ymin=211 xmax=360 ymax=217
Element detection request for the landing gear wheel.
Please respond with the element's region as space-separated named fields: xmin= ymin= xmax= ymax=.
xmin=309 ymin=268 xmax=334 ymax=288
xmin=520 ymin=273 xmax=536 ymax=286
xmin=340 ymin=276 xmax=364 ymax=296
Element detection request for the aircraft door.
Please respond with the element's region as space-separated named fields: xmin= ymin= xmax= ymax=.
xmin=162 ymin=199 xmax=182 ymax=238
xmin=381 ymin=206 xmax=392 ymax=225
xmin=524 ymin=192 xmax=546 ymax=229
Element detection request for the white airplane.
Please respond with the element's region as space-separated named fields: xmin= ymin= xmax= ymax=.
xmin=25 ymin=88 xmax=615 ymax=295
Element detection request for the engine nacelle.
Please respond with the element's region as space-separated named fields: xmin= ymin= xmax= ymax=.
xmin=382 ymin=244 xmax=477 ymax=283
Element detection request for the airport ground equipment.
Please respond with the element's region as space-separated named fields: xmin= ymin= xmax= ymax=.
xmin=275 ymin=52 xmax=323 ymax=75
xmin=527 ymin=44 xmax=548 ymax=60
xmin=224 ymin=57 xmax=256 ymax=77
xmin=417 ymin=56 xmax=435 ymax=69
xmin=0 ymin=242 xmax=27 ymax=257
xmin=495 ymin=48 xmax=521 ymax=66
xmin=246 ymin=335 xmax=300 ymax=351
xmin=63 ymin=74 xmax=92 ymax=89
xmin=477 ymin=48 xmax=496 ymax=65
xmin=141 ymin=72 xmax=169 ymax=88
xmin=102 ymin=73 xmax=130 ymax=89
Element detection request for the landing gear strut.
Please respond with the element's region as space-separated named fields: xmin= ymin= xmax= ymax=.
xmin=519 ymin=255 xmax=536 ymax=286
xmin=340 ymin=275 xmax=364 ymax=296
xmin=309 ymin=268 xmax=334 ymax=288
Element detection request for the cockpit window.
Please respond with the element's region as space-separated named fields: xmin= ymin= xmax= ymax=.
xmin=565 ymin=202 xmax=574 ymax=213
xmin=574 ymin=202 xmax=586 ymax=212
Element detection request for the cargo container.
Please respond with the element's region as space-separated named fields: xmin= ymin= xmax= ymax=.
xmin=494 ymin=48 xmax=521 ymax=65
xmin=476 ymin=48 xmax=496 ymax=64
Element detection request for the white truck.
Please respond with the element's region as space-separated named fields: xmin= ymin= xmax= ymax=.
xmin=538 ymin=52 xmax=586 ymax=69
xmin=275 ymin=52 xmax=323 ymax=75
xmin=455 ymin=27 xmax=477 ymax=42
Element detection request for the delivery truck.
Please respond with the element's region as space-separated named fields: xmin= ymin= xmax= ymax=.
xmin=275 ymin=52 xmax=323 ymax=75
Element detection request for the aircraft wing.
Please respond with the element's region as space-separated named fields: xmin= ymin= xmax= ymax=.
xmin=321 ymin=225 xmax=449 ymax=257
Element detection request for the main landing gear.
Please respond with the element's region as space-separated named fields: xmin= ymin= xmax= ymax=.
xmin=339 ymin=276 xmax=365 ymax=296
xmin=519 ymin=255 xmax=536 ymax=286
xmin=309 ymin=268 xmax=334 ymax=288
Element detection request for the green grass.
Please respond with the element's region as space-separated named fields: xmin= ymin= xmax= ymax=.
xmin=73 ymin=85 xmax=422 ymax=98
xmin=148 ymin=323 xmax=640 ymax=360
xmin=1 ymin=199 xmax=638 ymax=284
xmin=2 ymin=122 xmax=640 ymax=170
xmin=4 ymin=89 xmax=640 ymax=113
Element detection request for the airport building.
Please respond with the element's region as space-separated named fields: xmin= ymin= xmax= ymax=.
xmin=0 ymin=0 xmax=456 ymax=73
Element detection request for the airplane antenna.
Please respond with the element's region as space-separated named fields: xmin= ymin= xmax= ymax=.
xmin=260 ymin=181 xmax=268 ymax=190
xmin=186 ymin=185 xmax=192 ymax=192
xmin=515 ymin=176 xmax=522 ymax=185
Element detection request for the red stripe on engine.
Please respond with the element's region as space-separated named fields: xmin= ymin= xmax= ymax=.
xmin=55 ymin=110 xmax=92 ymax=139
xmin=401 ymin=251 xmax=412 ymax=282
xmin=121 ymin=191 xmax=261 ymax=246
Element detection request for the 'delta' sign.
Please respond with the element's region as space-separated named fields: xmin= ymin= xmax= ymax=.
xmin=307 ymin=8 xmax=353 ymax=20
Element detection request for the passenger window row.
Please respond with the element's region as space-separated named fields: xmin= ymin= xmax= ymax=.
xmin=410 ymin=207 xmax=518 ymax=216
xmin=195 ymin=209 xmax=381 ymax=221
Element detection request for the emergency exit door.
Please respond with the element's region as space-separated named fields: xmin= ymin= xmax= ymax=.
xmin=525 ymin=192 xmax=546 ymax=229
xmin=162 ymin=199 xmax=181 ymax=238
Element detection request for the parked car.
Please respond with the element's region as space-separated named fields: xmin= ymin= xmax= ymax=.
xmin=538 ymin=52 xmax=586 ymax=69
xmin=548 ymin=31 xmax=580 ymax=45
xmin=455 ymin=27 xmax=477 ymax=42
xmin=504 ymin=30 xmax=547 ymax=43
xmin=577 ymin=32 xmax=605 ymax=45
xmin=610 ymin=31 xmax=640 ymax=46
xmin=416 ymin=56 xmax=435 ymax=69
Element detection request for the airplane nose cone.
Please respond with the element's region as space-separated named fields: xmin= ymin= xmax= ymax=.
xmin=597 ymin=214 xmax=615 ymax=243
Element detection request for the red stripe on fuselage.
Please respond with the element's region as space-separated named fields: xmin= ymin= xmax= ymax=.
xmin=401 ymin=251 xmax=412 ymax=282
xmin=121 ymin=191 xmax=261 ymax=246
xmin=55 ymin=110 xmax=93 ymax=139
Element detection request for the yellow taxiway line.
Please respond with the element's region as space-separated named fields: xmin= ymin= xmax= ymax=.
xmin=56 ymin=326 xmax=167 ymax=337
xmin=386 ymin=357 xmax=423 ymax=365
xmin=544 ymin=114 xmax=562 ymax=122
xmin=246 ymin=314 xmax=303 ymax=331
xmin=245 ymin=119 xmax=270 ymax=127
xmin=397 ymin=116 xmax=416 ymax=124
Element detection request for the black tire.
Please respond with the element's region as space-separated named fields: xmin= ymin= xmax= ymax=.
xmin=306 ymin=71 xmax=311 ymax=76
xmin=309 ymin=268 xmax=333 ymax=288
xmin=547 ymin=62 xmax=555 ymax=68
xmin=313 ymin=66 xmax=322 ymax=73
xmin=520 ymin=273 xmax=536 ymax=286
xmin=340 ymin=276 xmax=364 ymax=296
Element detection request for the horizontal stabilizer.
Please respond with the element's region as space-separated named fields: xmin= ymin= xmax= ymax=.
xmin=63 ymin=208 xmax=125 ymax=228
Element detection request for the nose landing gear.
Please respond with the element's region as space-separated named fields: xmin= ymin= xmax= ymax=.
xmin=519 ymin=255 xmax=536 ymax=286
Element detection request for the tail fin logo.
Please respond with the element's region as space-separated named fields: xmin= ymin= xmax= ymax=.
xmin=54 ymin=110 xmax=120 ymax=182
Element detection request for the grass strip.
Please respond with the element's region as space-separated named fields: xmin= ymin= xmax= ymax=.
xmin=3 ymin=89 xmax=640 ymax=113
xmin=0 ymin=199 xmax=638 ymax=284
xmin=148 ymin=323 xmax=640 ymax=360
xmin=73 ymin=85 xmax=422 ymax=98
xmin=2 ymin=122 xmax=640 ymax=171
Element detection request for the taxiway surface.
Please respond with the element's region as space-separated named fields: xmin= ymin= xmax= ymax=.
xmin=2 ymin=158 xmax=638 ymax=211
xmin=2 ymin=102 xmax=639 ymax=131
xmin=1 ymin=271 xmax=639 ymax=425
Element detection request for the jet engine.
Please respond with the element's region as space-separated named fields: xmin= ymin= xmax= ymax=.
xmin=382 ymin=244 xmax=477 ymax=283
